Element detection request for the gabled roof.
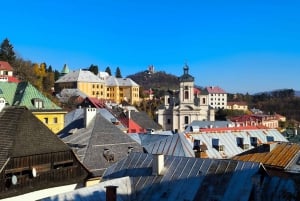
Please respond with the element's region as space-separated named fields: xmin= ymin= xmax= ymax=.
xmin=0 ymin=82 xmax=61 ymax=110
xmin=227 ymin=101 xmax=248 ymax=106
xmin=102 ymin=152 xmax=261 ymax=201
xmin=0 ymin=107 xmax=70 ymax=169
xmin=232 ymin=142 xmax=300 ymax=173
xmin=206 ymin=86 xmax=226 ymax=94
xmin=185 ymin=128 xmax=288 ymax=159
xmin=55 ymin=70 xmax=104 ymax=83
xmin=60 ymin=109 xmax=143 ymax=177
xmin=141 ymin=133 xmax=195 ymax=157
xmin=0 ymin=61 xmax=13 ymax=71
xmin=56 ymin=88 xmax=87 ymax=103
xmin=129 ymin=111 xmax=162 ymax=131
xmin=106 ymin=76 xmax=139 ymax=87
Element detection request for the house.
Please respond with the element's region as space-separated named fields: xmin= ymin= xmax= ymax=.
xmin=204 ymin=85 xmax=227 ymax=109
xmin=0 ymin=61 xmax=19 ymax=83
xmin=58 ymin=107 xmax=144 ymax=184
xmin=127 ymin=110 xmax=162 ymax=133
xmin=185 ymin=127 xmax=288 ymax=159
xmin=0 ymin=107 xmax=89 ymax=200
xmin=230 ymin=114 xmax=279 ymax=129
xmin=156 ymin=65 xmax=215 ymax=132
xmin=0 ymin=81 xmax=67 ymax=134
xmin=55 ymin=69 xmax=106 ymax=99
xmin=226 ymin=101 xmax=248 ymax=111
xmin=54 ymin=69 xmax=140 ymax=105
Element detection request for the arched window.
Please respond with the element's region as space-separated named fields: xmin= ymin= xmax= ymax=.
xmin=202 ymin=98 xmax=206 ymax=104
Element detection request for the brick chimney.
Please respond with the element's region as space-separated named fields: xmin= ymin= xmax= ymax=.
xmin=105 ymin=185 xmax=118 ymax=201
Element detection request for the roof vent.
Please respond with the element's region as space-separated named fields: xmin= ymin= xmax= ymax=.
xmin=152 ymin=154 xmax=164 ymax=176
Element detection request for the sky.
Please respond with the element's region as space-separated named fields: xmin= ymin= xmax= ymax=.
xmin=1 ymin=0 xmax=300 ymax=94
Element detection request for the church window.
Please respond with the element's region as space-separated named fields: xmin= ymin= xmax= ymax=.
xmin=167 ymin=119 xmax=171 ymax=124
xmin=202 ymin=98 xmax=206 ymax=104
xmin=184 ymin=116 xmax=189 ymax=124
xmin=184 ymin=91 xmax=189 ymax=99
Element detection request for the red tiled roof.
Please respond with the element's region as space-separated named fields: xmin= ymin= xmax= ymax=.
xmin=206 ymin=86 xmax=226 ymax=94
xmin=0 ymin=61 xmax=13 ymax=71
xmin=198 ymin=125 xmax=268 ymax=133
xmin=7 ymin=76 xmax=20 ymax=83
xmin=194 ymin=88 xmax=201 ymax=95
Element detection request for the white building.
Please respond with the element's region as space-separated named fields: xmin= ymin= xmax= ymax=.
xmin=156 ymin=65 xmax=214 ymax=132
xmin=205 ymin=86 xmax=227 ymax=109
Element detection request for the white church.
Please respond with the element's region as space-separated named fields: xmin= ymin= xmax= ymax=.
xmin=156 ymin=65 xmax=215 ymax=132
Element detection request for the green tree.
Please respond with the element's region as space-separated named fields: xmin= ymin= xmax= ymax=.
xmin=115 ymin=66 xmax=122 ymax=78
xmin=105 ymin=66 xmax=112 ymax=76
xmin=88 ymin=64 xmax=98 ymax=75
xmin=0 ymin=38 xmax=16 ymax=64
xmin=54 ymin=70 xmax=60 ymax=81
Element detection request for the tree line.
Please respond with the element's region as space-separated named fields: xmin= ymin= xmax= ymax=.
xmin=0 ymin=38 xmax=123 ymax=97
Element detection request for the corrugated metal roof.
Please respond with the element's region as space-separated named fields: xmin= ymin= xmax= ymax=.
xmin=186 ymin=128 xmax=288 ymax=159
xmin=102 ymin=152 xmax=261 ymax=201
xmin=233 ymin=142 xmax=300 ymax=172
xmin=40 ymin=152 xmax=299 ymax=201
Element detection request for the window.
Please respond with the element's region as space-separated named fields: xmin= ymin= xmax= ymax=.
xmin=167 ymin=119 xmax=171 ymax=124
xmin=202 ymin=98 xmax=206 ymax=104
xmin=184 ymin=91 xmax=189 ymax=99
xmin=44 ymin=118 xmax=48 ymax=124
xmin=53 ymin=117 xmax=58 ymax=123
xmin=184 ymin=116 xmax=189 ymax=124
xmin=266 ymin=136 xmax=274 ymax=142
xmin=184 ymin=86 xmax=188 ymax=90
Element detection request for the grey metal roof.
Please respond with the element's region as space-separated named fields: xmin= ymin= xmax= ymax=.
xmin=39 ymin=152 xmax=299 ymax=201
xmin=55 ymin=70 xmax=104 ymax=83
xmin=106 ymin=76 xmax=139 ymax=87
xmin=129 ymin=133 xmax=171 ymax=146
xmin=56 ymin=88 xmax=87 ymax=103
xmin=40 ymin=176 xmax=132 ymax=201
xmin=60 ymin=109 xmax=143 ymax=177
xmin=186 ymin=120 xmax=234 ymax=131
xmin=102 ymin=152 xmax=261 ymax=201
xmin=186 ymin=128 xmax=288 ymax=159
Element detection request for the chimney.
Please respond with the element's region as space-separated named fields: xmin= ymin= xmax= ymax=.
xmin=84 ymin=107 xmax=97 ymax=128
xmin=126 ymin=109 xmax=131 ymax=119
xmin=152 ymin=154 xmax=164 ymax=176
xmin=105 ymin=185 xmax=118 ymax=201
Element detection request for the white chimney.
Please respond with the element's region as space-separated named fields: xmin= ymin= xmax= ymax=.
xmin=84 ymin=107 xmax=97 ymax=128
xmin=152 ymin=154 xmax=164 ymax=175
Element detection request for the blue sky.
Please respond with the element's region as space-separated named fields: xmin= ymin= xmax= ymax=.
xmin=1 ymin=0 xmax=300 ymax=94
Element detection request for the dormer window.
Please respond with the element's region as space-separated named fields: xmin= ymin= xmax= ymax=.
xmin=31 ymin=98 xmax=44 ymax=109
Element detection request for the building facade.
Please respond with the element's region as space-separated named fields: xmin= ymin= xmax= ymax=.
xmin=55 ymin=69 xmax=140 ymax=105
xmin=156 ymin=65 xmax=214 ymax=132
xmin=205 ymin=86 xmax=227 ymax=109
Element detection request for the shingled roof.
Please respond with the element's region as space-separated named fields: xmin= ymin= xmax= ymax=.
xmin=0 ymin=107 xmax=70 ymax=169
xmin=60 ymin=108 xmax=143 ymax=177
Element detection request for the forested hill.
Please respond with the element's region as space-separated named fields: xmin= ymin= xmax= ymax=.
xmin=127 ymin=70 xmax=180 ymax=91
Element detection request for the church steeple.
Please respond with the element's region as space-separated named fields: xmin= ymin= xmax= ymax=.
xmin=178 ymin=64 xmax=194 ymax=82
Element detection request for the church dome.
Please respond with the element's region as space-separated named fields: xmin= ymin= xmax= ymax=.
xmin=178 ymin=64 xmax=194 ymax=82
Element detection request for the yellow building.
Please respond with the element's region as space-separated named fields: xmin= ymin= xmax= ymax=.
xmin=226 ymin=101 xmax=248 ymax=111
xmin=32 ymin=110 xmax=68 ymax=134
xmin=55 ymin=69 xmax=140 ymax=105
xmin=0 ymin=82 xmax=66 ymax=134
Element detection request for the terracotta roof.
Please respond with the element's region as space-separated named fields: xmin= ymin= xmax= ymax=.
xmin=206 ymin=86 xmax=226 ymax=94
xmin=0 ymin=61 xmax=13 ymax=71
